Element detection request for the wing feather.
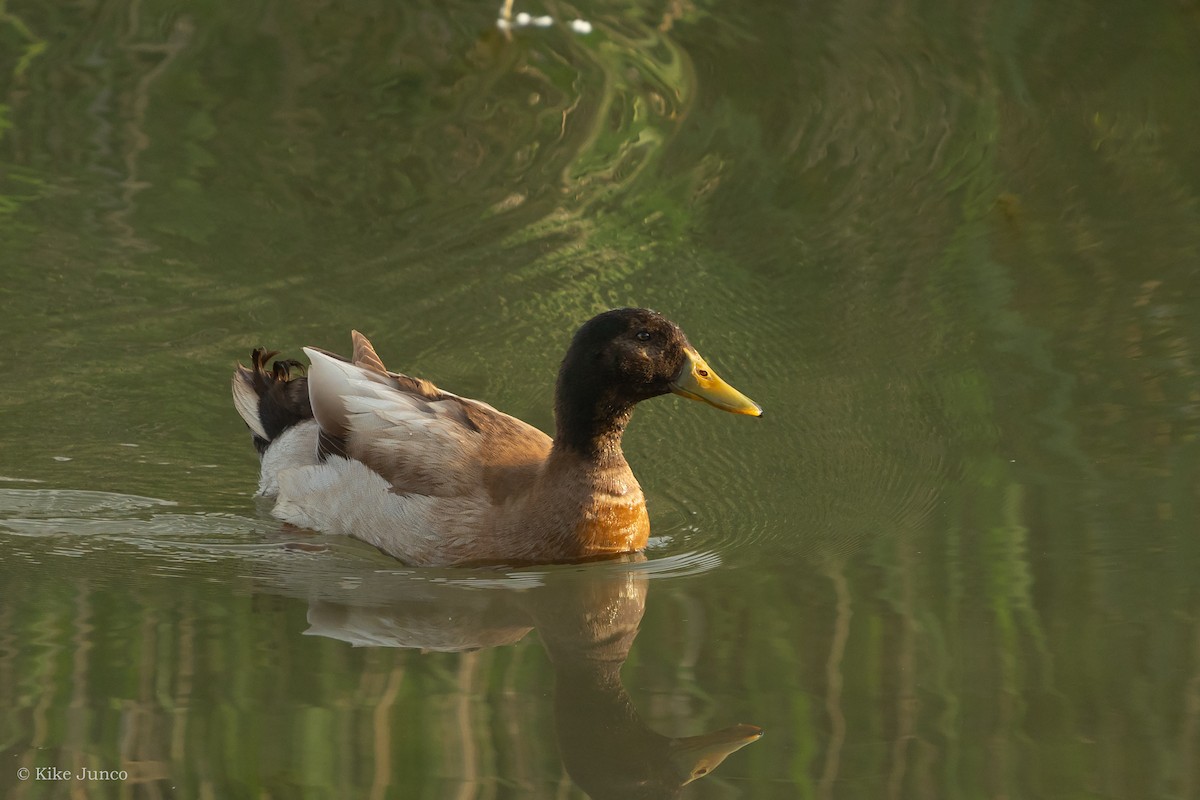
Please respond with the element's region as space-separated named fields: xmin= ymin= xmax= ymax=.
xmin=351 ymin=330 xmax=389 ymax=374
xmin=304 ymin=347 xmax=552 ymax=501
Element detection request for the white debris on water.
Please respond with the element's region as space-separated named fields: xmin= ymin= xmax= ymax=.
xmin=496 ymin=5 xmax=594 ymax=35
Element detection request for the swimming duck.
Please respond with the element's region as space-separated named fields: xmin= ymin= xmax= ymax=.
xmin=232 ymin=308 xmax=761 ymax=566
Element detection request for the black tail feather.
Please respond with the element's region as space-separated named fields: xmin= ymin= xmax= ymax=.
xmin=234 ymin=348 xmax=314 ymax=454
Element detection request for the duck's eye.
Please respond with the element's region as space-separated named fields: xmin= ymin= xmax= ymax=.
xmin=635 ymin=331 xmax=651 ymax=342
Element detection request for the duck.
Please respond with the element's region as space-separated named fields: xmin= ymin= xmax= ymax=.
xmin=232 ymin=307 xmax=761 ymax=566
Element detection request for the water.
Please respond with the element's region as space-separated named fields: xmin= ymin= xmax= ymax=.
xmin=2 ymin=1 xmax=1199 ymax=797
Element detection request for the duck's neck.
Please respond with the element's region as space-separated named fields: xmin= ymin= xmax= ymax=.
xmin=552 ymin=367 xmax=635 ymax=464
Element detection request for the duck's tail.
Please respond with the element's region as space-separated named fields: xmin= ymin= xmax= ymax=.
xmin=232 ymin=348 xmax=314 ymax=455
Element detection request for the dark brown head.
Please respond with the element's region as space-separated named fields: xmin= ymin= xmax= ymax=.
xmin=553 ymin=308 xmax=761 ymax=455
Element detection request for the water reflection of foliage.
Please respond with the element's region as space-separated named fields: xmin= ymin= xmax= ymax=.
xmin=0 ymin=3 xmax=46 ymax=216
xmin=636 ymin=4 xmax=1200 ymax=796
xmin=1 ymin=1 xmax=695 ymax=243
xmin=0 ymin=539 xmax=763 ymax=798
xmin=0 ymin=0 xmax=716 ymax=339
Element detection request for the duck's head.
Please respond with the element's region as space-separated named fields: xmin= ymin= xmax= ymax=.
xmin=555 ymin=309 xmax=761 ymax=451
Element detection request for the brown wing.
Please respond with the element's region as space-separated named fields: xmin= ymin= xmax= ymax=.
xmin=305 ymin=344 xmax=551 ymax=504
xmin=349 ymin=330 xmax=445 ymax=399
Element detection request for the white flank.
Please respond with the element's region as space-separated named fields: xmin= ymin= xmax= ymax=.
xmin=272 ymin=457 xmax=440 ymax=561
xmin=257 ymin=421 xmax=319 ymax=497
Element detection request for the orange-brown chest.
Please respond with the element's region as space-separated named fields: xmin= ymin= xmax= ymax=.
xmin=527 ymin=455 xmax=650 ymax=560
xmin=571 ymin=491 xmax=650 ymax=558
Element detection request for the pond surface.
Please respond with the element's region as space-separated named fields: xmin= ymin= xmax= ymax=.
xmin=2 ymin=1 xmax=1200 ymax=798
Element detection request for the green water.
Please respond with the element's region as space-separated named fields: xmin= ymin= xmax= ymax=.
xmin=2 ymin=1 xmax=1199 ymax=797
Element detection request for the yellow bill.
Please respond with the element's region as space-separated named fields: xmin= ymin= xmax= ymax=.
xmin=668 ymin=723 xmax=764 ymax=785
xmin=669 ymin=348 xmax=763 ymax=416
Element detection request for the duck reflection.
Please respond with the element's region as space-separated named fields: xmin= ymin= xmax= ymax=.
xmin=529 ymin=567 xmax=762 ymax=799
xmin=269 ymin=556 xmax=761 ymax=798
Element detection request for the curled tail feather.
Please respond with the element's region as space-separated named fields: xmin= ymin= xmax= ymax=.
xmin=232 ymin=348 xmax=314 ymax=455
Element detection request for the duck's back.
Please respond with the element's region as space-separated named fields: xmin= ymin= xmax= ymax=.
xmin=234 ymin=336 xmax=555 ymax=564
